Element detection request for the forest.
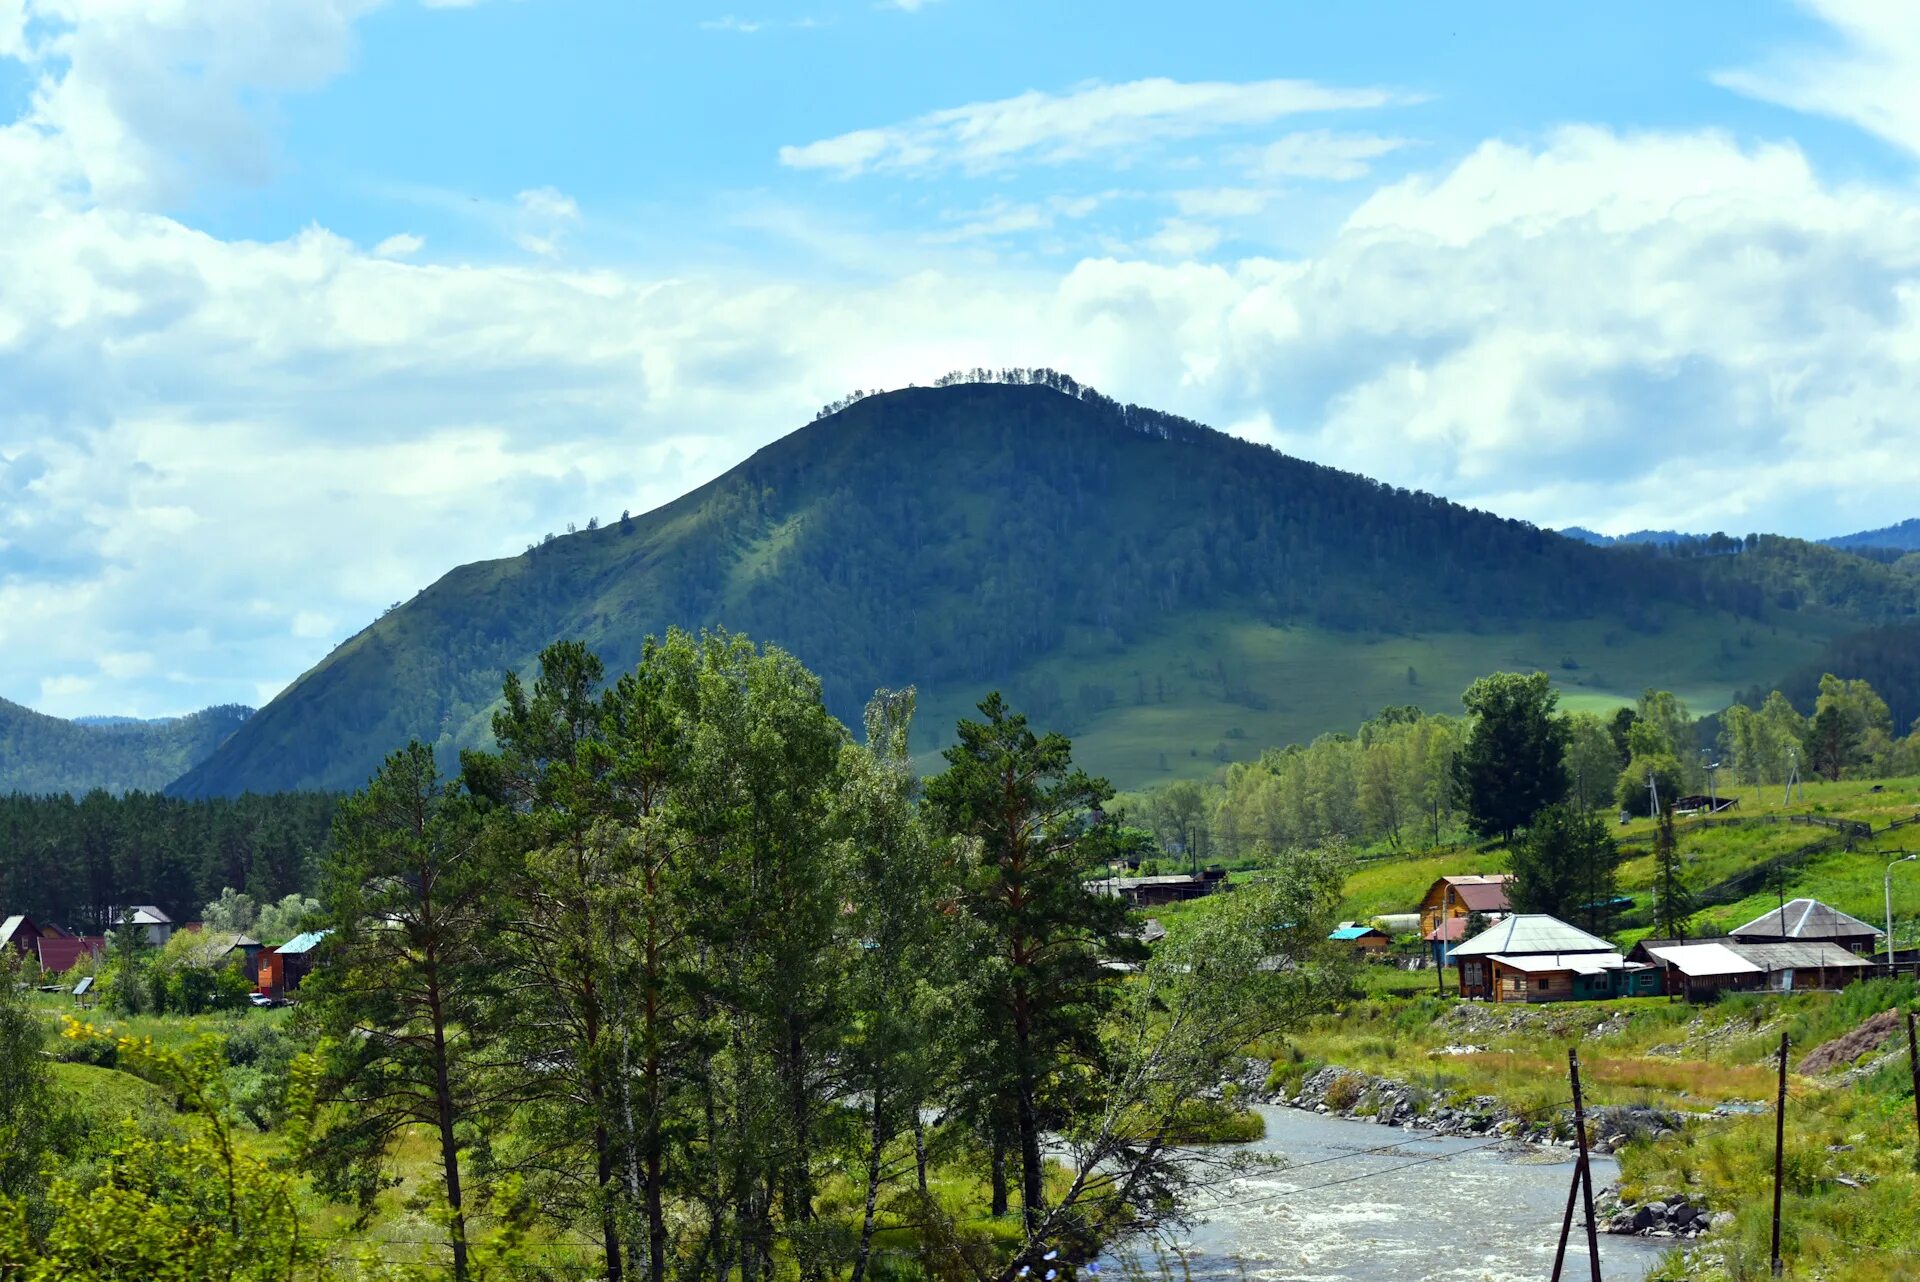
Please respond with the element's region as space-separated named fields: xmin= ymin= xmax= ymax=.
xmin=0 ymin=790 xmax=334 ymax=929
xmin=0 ymin=630 xmax=1352 ymax=1281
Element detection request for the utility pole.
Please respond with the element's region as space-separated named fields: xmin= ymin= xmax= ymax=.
xmin=1702 ymin=754 xmax=1721 ymax=813
xmin=1436 ymin=884 xmax=1452 ymax=997
xmin=1646 ymin=771 xmax=1661 ymax=820
xmin=1771 ymin=1032 xmax=1789 ymax=1278
xmin=1886 ymin=854 xmax=1915 ymax=972
xmin=1783 ymin=749 xmax=1803 ymax=807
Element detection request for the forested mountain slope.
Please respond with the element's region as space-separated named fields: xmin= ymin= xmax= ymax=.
xmin=168 ymin=375 xmax=1920 ymax=796
xmin=0 ymin=699 xmax=252 ymax=795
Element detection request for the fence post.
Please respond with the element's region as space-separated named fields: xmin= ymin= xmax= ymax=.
xmin=1568 ymin=1047 xmax=1602 ymax=1282
xmin=1907 ymin=1011 xmax=1920 ymax=1156
xmin=1771 ymin=1032 xmax=1788 ymax=1278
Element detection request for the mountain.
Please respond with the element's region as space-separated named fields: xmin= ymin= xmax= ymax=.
xmin=168 ymin=374 xmax=1920 ymax=797
xmin=0 ymin=700 xmax=253 ymax=795
xmin=1826 ymin=518 xmax=1920 ymax=554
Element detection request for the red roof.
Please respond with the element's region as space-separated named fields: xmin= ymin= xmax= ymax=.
xmin=1436 ymin=874 xmax=1514 ymax=913
xmin=36 ymin=937 xmax=104 ymax=973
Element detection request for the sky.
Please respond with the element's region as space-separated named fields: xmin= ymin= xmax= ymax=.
xmin=5 ymin=0 xmax=1920 ymax=719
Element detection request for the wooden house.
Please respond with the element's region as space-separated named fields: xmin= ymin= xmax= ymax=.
xmin=1446 ymin=914 xmax=1656 ymax=1003
xmin=1329 ymin=924 xmax=1389 ymax=957
xmin=1417 ymin=874 xmax=1514 ymax=936
xmin=1095 ymin=869 xmax=1229 ymax=907
xmin=0 ymin=915 xmax=43 ymax=959
xmin=1632 ymin=942 xmax=1762 ymax=1002
xmin=1628 ymin=937 xmax=1868 ymax=995
xmin=1730 ymin=899 xmax=1880 ymax=956
xmin=258 ymin=930 xmax=328 ymax=1001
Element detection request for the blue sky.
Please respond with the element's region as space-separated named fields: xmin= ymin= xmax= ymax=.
xmin=4 ymin=0 xmax=1920 ymax=719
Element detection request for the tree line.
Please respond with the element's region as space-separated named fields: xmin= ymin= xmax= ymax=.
xmin=2 ymin=630 xmax=1353 ymax=1281
xmin=0 ymin=790 xmax=335 ymax=930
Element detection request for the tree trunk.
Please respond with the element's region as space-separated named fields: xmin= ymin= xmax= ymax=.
xmin=989 ymin=1135 xmax=1009 ymax=1217
xmin=850 ymin=1088 xmax=886 ymax=1282
xmin=1015 ymin=1080 xmax=1045 ymax=1234
xmin=427 ymin=982 xmax=470 ymax=1282
xmin=912 ymin=1110 xmax=930 ymax=1196
xmin=597 ymin=1120 xmax=624 ymax=1282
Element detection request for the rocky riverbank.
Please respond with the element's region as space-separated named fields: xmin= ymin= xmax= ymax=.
xmin=1232 ymin=1060 xmax=1720 ymax=1238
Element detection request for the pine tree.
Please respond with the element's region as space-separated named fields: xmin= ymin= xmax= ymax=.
xmin=1651 ymin=805 xmax=1694 ymax=940
xmin=924 ymin=693 xmax=1135 ymax=1234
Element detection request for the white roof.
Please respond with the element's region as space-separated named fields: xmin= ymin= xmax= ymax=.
xmin=1487 ymin=951 xmax=1628 ymax=975
xmin=1449 ymin=914 xmax=1615 ymax=958
xmin=1644 ymin=943 xmax=1764 ymax=978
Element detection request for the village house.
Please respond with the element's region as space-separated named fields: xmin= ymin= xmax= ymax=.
xmin=1729 ymin=899 xmax=1881 ymax=955
xmin=0 ymin=915 xmax=44 ymax=959
xmin=1417 ymin=874 xmax=1514 ymax=936
xmin=1628 ymin=936 xmax=1870 ymax=996
xmin=1329 ymin=923 xmax=1389 ymax=958
xmin=1447 ymin=913 xmax=1659 ymax=1003
xmin=108 ymin=905 xmax=175 ymax=947
xmin=1095 ymin=868 xmax=1229 ymax=907
xmin=258 ymin=930 xmax=328 ymax=1001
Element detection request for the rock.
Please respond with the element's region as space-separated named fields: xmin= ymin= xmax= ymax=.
xmin=1630 ymin=1206 xmax=1657 ymax=1233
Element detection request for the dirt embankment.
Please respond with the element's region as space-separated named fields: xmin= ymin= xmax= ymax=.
xmin=1799 ymin=1008 xmax=1904 ymax=1075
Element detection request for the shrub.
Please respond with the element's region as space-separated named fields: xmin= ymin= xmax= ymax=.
xmin=1325 ymin=1072 xmax=1367 ymax=1110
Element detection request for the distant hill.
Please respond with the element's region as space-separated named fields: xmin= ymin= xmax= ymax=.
xmin=1826 ymin=518 xmax=1920 ymax=554
xmin=166 ymin=374 xmax=1920 ymax=797
xmin=0 ymin=700 xmax=253 ymax=795
xmin=1558 ymin=527 xmax=1700 ymax=547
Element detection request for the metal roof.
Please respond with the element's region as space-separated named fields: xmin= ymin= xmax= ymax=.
xmin=1329 ymin=925 xmax=1383 ymax=940
xmin=0 ymin=915 xmax=28 ymax=947
xmin=1487 ymin=951 xmax=1629 ymax=975
xmin=1449 ymin=914 xmax=1615 ymax=957
xmin=1429 ymin=875 xmax=1515 ymax=913
xmin=275 ymin=930 xmax=330 ymax=956
xmin=1643 ymin=943 xmax=1764 ymax=978
xmin=71 ymin=976 xmax=92 ymax=996
xmin=1730 ymin=898 xmax=1879 ymax=941
xmin=1721 ymin=940 xmax=1870 ymax=971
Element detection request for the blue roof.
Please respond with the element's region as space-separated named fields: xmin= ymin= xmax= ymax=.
xmin=275 ymin=930 xmax=330 ymax=956
xmin=1329 ymin=926 xmax=1381 ymax=940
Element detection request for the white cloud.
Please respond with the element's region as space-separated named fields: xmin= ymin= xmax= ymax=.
xmin=372 ymin=232 xmax=424 ymax=258
xmin=1249 ymin=129 xmax=1406 ymax=180
xmin=778 ymin=77 xmax=1413 ymax=176
xmin=1 ymin=0 xmax=380 ymax=207
xmin=701 ymin=14 xmax=764 ymax=32
xmin=1715 ymin=0 xmax=1920 ymax=159
xmin=10 ymin=0 xmax=1920 ymax=723
xmin=514 ymin=185 xmax=579 ymax=255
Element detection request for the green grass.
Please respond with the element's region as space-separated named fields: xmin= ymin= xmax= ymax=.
xmin=915 ymin=605 xmax=1849 ymax=788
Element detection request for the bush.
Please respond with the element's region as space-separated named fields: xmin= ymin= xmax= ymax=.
xmin=1325 ymin=1072 xmax=1367 ymax=1110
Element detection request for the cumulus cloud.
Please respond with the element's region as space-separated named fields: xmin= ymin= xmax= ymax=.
xmin=372 ymin=232 xmax=424 ymax=258
xmin=778 ymin=77 xmax=1412 ymax=176
xmin=7 ymin=0 xmax=1920 ymax=721
xmin=1 ymin=0 xmax=379 ymax=206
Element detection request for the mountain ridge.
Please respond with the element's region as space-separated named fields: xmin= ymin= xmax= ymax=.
xmin=0 ymin=699 xmax=253 ymax=796
xmin=155 ymin=375 xmax=1920 ymax=796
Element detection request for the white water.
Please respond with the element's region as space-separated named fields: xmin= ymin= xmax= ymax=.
xmin=1096 ymin=1106 xmax=1671 ymax=1281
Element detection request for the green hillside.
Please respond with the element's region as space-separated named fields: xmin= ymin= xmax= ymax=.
xmin=0 ymin=698 xmax=252 ymax=796
xmin=167 ymin=374 xmax=1920 ymax=797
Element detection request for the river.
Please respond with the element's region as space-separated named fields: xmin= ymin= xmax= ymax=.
xmin=1096 ymin=1105 xmax=1672 ymax=1281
